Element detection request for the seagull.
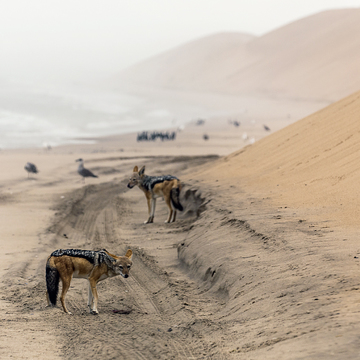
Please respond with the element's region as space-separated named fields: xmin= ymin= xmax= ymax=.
xmin=24 ymin=162 xmax=38 ymax=178
xmin=75 ymin=158 xmax=98 ymax=183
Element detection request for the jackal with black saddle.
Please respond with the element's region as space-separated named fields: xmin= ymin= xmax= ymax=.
xmin=127 ymin=165 xmax=183 ymax=224
xmin=46 ymin=248 xmax=132 ymax=314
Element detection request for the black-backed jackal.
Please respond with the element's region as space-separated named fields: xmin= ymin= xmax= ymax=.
xmin=46 ymin=248 xmax=132 ymax=314
xmin=127 ymin=165 xmax=183 ymax=224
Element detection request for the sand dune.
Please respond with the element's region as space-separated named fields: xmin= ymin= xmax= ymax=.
xmin=222 ymin=9 xmax=360 ymax=101
xmin=195 ymin=88 xmax=360 ymax=227
xmin=117 ymin=32 xmax=254 ymax=91
xmin=169 ymin=88 xmax=360 ymax=358
xmin=117 ymin=9 xmax=360 ymax=102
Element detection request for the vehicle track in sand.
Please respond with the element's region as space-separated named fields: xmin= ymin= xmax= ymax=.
xmin=3 ymin=156 xmax=228 ymax=360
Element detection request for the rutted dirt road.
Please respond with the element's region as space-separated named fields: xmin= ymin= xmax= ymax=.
xmin=2 ymin=154 xmax=360 ymax=359
xmin=1 ymin=156 xmax=230 ymax=360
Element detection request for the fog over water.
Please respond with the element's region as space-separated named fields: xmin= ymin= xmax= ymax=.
xmin=1 ymin=0 xmax=359 ymax=148
xmin=0 ymin=83 xmax=200 ymax=149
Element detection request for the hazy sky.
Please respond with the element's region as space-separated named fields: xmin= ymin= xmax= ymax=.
xmin=1 ymin=0 xmax=359 ymax=83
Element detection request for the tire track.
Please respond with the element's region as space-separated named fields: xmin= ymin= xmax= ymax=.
xmin=79 ymin=183 xmax=202 ymax=359
xmin=49 ymin=182 xmax=200 ymax=358
xmin=48 ymin=172 xmax=223 ymax=358
xmin=3 ymin=156 xmax=230 ymax=360
xmin=123 ymin=275 xmax=161 ymax=316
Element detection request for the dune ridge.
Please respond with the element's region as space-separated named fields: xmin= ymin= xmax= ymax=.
xmin=117 ymin=9 xmax=360 ymax=102
xmin=195 ymin=89 xmax=360 ymax=227
xmin=117 ymin=31 xmax=255 ymax=90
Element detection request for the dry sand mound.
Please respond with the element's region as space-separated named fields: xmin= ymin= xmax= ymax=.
xmin=220 ymin=8 xmax=360 ymax=101
xmin=172 ymin=89 xmax=360 ymax=358
xmin=117 ymin=32 xmax=254 ymax=91
xmin=194 ymin=89 xmax=360 ymax=227
xmin=117 ymin=9 xmax=360 ymax=102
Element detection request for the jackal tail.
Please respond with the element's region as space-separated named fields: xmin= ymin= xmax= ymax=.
xmin=46 ymin=259 xmax=60 ymax=306
xmin=170 ymin=185 xmax=183 ymax=211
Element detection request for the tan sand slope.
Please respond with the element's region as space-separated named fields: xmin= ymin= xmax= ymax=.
xmin=117 ymin=9 xmax=360 ymax=102
xmin=195 ymin=89 xmax=360 ymax=227
xmin=116 ymin=32 xmax=254 ymax=91
xmin=166 ymin=89 xmax=360 ymax=358
xmin=222 ymin=9 xmax=360 ymax=101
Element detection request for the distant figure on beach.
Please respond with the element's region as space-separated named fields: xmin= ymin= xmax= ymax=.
xmin=24 ymin=162 xmax=38 ymax=178
xmin=75 ymin=158 xmax=98 ymax=183
xmin=263 ymin=125 xmax=271 ymax=131
xmin=203 ymin=134 xmax=209 ymax=141
xmin=43 ymin=142 xmax=52 ymax=151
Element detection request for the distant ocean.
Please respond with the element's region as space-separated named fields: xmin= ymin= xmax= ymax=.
xmin=0 ymin=83 xmax=185 ymax=149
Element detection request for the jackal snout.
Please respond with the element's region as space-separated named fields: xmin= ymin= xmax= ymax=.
xmin=127 ymin=165 xmax=144 ymax=189
xmin=117 ymin=261 xmax=132 ymax=278
xmin=127 ymin=182 xmax=136 ymax=189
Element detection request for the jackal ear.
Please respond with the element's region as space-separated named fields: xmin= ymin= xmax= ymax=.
xmin=125 ymin=249 xmax=133 ymax=260
xmin=139 ymin=165 xmax=145 ymax=176
xmin=133 ymin=166 xmax=138 ymax=172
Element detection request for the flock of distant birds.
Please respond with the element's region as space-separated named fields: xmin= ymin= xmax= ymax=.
xmin=24 ymin=158 xmax=98 ymax=183
xmin=24 ymin=120 xmax=271 ymax=180
xmin=135 ymin=119 xmax=271 ymax=143
xmin=137 ymin=131 xmax=177 ymax=142
xmin=199 ymin=118 xmax=271 ymax=142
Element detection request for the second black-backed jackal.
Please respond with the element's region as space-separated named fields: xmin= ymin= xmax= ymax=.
xmin=127 ymin=165 xmax=183 ymax=223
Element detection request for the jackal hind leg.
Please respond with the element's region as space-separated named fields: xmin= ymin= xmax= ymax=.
xmin=60 ymin=276 xmax=72 ymax=314
xmin=171 ymin=209 xmax=177 ymax=223
xmin=46 ymin=291 xmax=51 ymax=307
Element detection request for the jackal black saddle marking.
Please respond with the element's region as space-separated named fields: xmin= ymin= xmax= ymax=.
xmin=50 ymin=249 xmax=113 ymax=266
xmin=142 ymin=175 xmax=178 ymax=191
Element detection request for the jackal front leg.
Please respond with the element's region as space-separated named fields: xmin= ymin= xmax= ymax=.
xmin=164 ymin=195 xmax=173 ymax=223
xmin=144 ymin=197 xmax=155 ymax=223
xmin=89 ymin=279 xmax=99 ymax=315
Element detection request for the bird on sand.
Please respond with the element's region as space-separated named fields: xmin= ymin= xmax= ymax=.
xmin=24 ymin=162 xmax=38 ymax=178
xmin=75 ymin=158 xmax=98 ymax=183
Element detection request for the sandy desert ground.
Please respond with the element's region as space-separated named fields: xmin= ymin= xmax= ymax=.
xmin=1 ymin=88 xmax=360 ymax=360
xmin=3 ymin=8 xmax=360 ymax=357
